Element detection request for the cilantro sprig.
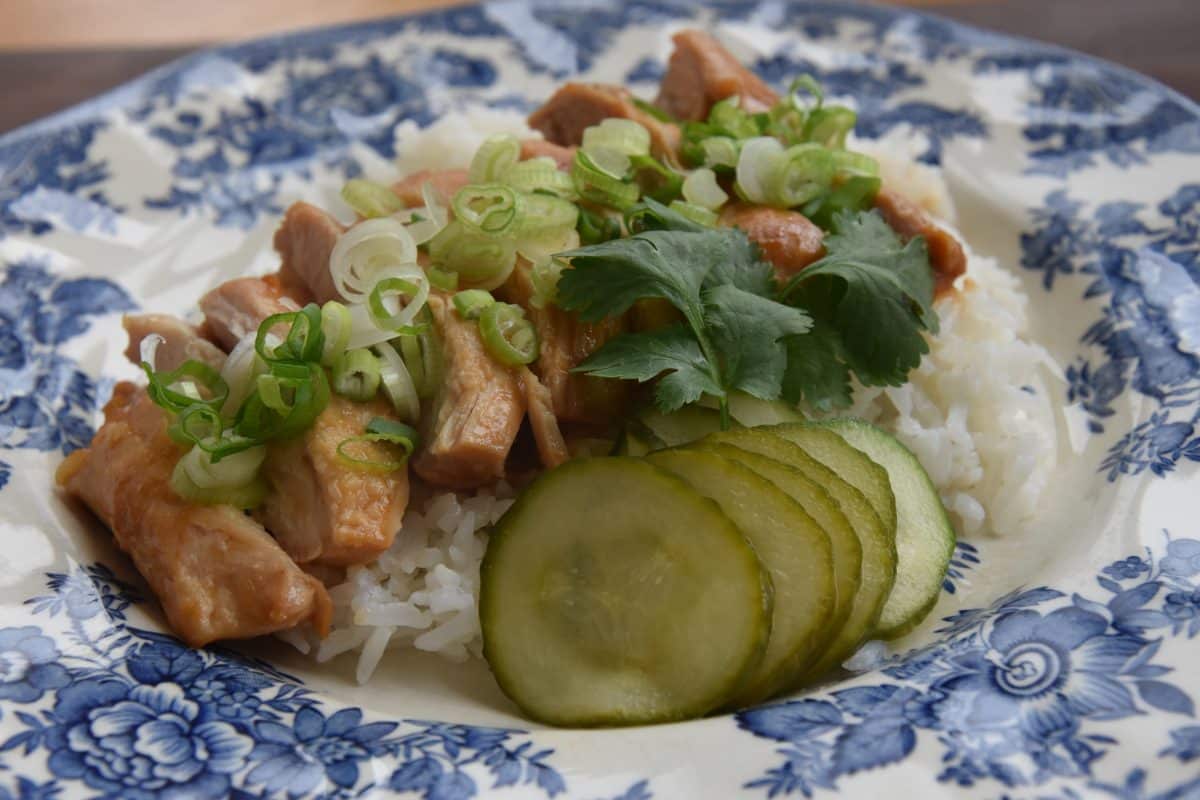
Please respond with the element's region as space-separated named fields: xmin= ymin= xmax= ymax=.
xmin=558 ymin=200 xmax=810 ymax=424
xmin=783 ymin=210 xmax=937 ymax=398
xmin=557 ymin=199 xmax=938 ymax=422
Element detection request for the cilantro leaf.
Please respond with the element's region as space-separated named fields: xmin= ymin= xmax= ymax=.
xmin=785 ymin=210 xmax=937 ymax=386
xmin=573 ymin=325 xmax=721 ymax=412
xmin=628 ymin=199 xmax=776 ymax=296
xmin=703 ymin=229 xmax=777 ymax=297
xmin=558 ymin=230 xmax=715 ymax=325
xmin=781 ymin=319 xmax=852 ymax=411
xmin=561 ymin=203 xmax=936 ymax=422
xmin=703 ymin=285 xmax=812 ymax=400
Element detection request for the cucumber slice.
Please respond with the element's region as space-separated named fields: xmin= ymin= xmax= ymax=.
xmin=698 ymin=432 xmax=888 ymax=689
xmin=772 ymin=424 xmax=898 ymax=535
xmin=646 ymin=449 xmax=835 ymax=706
xmin=612 ymin=423 xmax=661 ymax=456
xmin=481 ymin=458 xmax=771 ymax=726
xmin=727 ymin=393 xmax=805 ymax=427
xmin=637 ymin=405 xmax=723 ymax=447
xmin=818 ymin=418 xmax=955 ymax=640
xmin=686 ymin=441 xmax=864 ymax=686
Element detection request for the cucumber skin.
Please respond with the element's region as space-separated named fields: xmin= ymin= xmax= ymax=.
xmin=690 ymin=439 xmax=862 ymax=685
xmin=817 ymin=418 xmax=956 ymax=640
xmin=646 ymin=449 xmax=834 ymax=708
xmin=480 ymin=457 xmax=773 ymax=727
xmin=770 ymin=423 xmax=898 ymax=536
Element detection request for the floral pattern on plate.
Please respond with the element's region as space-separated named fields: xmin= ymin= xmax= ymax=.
xmin=0 ymin=1 xmax=1198 ymax=797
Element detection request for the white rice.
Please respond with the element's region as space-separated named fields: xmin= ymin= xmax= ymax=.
xmin=284 ymin=113 xmax=1056 ymax=680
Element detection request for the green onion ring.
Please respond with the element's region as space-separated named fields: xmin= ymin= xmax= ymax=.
xmin=142 ymin=359 xmax=229 ymax=414
xmin=452 ymin=289 xmax=496 ymax=321
xmin=320 ymin=301 xmax=351 ymax=366
xmin=452 ymin=184 xmax=523 ymax=235
xmin=479 ymin=302 xmax=539 ymax=366
xmin=332 ymin=348 xmax=382 ymax=401
xmin=368 ymin=276 xmax=426 ymax=333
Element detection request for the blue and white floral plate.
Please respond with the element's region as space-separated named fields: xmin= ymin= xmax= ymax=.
xmin=1 ymin=2 xmax=1199 ymax=797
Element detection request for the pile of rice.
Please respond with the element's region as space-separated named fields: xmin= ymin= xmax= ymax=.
xmin=283 ymin=113 xmax=1057 ymax=680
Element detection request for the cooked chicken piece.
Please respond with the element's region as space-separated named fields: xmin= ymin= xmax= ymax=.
xmin=519 ymin=139 xmax=577 ymax=169
xmin=529 ymin=83 xmax=681 ymax=159
xmin=518 ymin=367 xmax=569 ymax=470
xmin=56 ymin=382 xmax=332 ymax=647
xmin=719 ymin=203 xmax=825 ymax=282
xmin=393 ymin=168 xmax=470 ymax=209
xmin=413 ymin=294 xmax=526 ymax=488
xmin=499 ymin=261 xmax=629 ymax=424
xmin=199 ymin=275 xmax=304 ymax=351
xmin=656 ymin=29 xmax=779 ymax=121
xmin=276 ymin=202 xmax=345 ymax=305
xmin=255 ymin=394 xmax=408 ymax=566
xmin=874 ymin=187 xmax=967 ymax=296
xmin=123 ymin=314 xmax=226 ymax=372
xmin=196 ymin=277 xmax=409 ymax=567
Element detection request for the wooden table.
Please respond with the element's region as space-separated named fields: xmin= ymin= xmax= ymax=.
xmin=0 ymin=0 xmax=1196 ymax=134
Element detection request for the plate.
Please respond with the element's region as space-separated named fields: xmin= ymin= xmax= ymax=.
xmin=1 ymin=1 xmax=1199 ymax=797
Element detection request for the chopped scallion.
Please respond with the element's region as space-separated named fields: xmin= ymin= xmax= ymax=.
xmin=668 ymin=201 xmax=720 ymax=227
xmin=478 ymin=302 xmax=539 ymax=367
xmin=452 ymin=289 xmax=496 ymax=320
xmin=581 ymin=118 xmax=651 ymax=158
xmin=453 ymin=184 xmax=523 ymax=236
xmin=502 ymin=157 xmax=577 ymax=199
xmin=571 ymin=151 xmax=640 ymax=209
xmin=769 ymin=143 xmax=836 ymax=207
xmin=336 ymin=417 xmax=419 ymax=473
xmin=374 ymin=343 xmax=420 ymax=422
xmin=319 ymin=301 xmax=352 ymax=367
xmin=700 ymin=136 xmax=739 ymax=169
xmin=341 ymin=179 xmax=405 ymax=219
xmin=428 ymin=220 xmax=518 ymax=290
xmin=368 ymin=276 xmax=429 ymax=334
xmin=142 ymin=359 xmax=229 ymax=414
xmin=682 ymin=167 xmax=728 ymax=211
xmin=169 ymin=465 xmax=267 ymax=509
xmin=468 ymin=134 xmax=521 ymax=185
xmin=332 ymin=348 xmax=382 ymax=401
xmin=426 ymin=265 xmax=459 ymax=292
xmin=576 ymin=206 xmax=622 ymax=245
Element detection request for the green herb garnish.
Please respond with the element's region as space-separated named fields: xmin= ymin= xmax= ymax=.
xmin=557 ymin=199 xmax=938 ymax=419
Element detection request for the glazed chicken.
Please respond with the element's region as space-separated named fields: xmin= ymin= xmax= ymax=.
xmin=56 ymin=382 xmax=332 ymax=647
xmin=412 ymin=294 xmax=526 ymax=489
xmin=197 ymin=276 xmax=410 ymax=567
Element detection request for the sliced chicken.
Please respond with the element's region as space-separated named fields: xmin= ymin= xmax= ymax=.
xmin=518 ymin=367 xmax=569 ymax=470
xmin=198 ymin=275 xmax=304 ymax=351
xmin=276 ymin=202 xmax=345 ymax=305
xmin=719 ymin=204 xmax=825 ymax=282
xmin=393 ymin=168 xmax=470 ymax=209
xmin=123 ymin=314 xmax=226 ymax=372
xmin=874 ymin=187 xmax=967 ymax=296
xmin=529 ymin=83 xmax=681 ymax=159
xmin=56 ymin=382 xmax=332 ymax=647
xmin=256 ymin=394 xmax=408 ymax=566
xmin=655 ymin=29 xmax=779 ymax=121
xmin=499 ymin=260 xmax=629 ymax=425
xmin=413 ymin=294 xmax=526 ymax=489
xmin=519 ymin=139 xmax=577 ymax=169
xmin=197 ymin=276 xmax=408 ymax=567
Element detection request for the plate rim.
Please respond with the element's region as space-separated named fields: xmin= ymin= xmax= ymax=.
xmin=1 ymin=2 xmax=1199 ymax=799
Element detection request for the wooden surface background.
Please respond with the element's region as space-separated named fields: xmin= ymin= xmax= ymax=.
xmin=0 ymin=0 xmax=1196 ymax=134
